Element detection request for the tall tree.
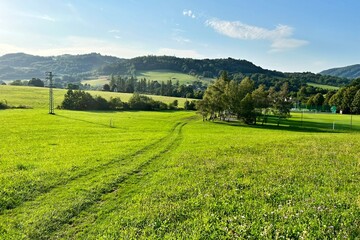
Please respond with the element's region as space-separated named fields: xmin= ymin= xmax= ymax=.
xmin=272 ymin=82 xmax=292 ymax=125
xmin=239 ymin=93 xmax=255 ymax=124
xmin=351 ymin=89 xmax=360 ymax=114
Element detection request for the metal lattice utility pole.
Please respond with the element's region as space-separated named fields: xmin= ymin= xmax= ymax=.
xmin=46 ymin=72 xmax=55 ymax=114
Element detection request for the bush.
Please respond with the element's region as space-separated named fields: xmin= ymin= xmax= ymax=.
xmin=61 ymin=91 xmax=172 ymax=111
xmin=61 ymin=90 xmax=97 ymax=110
xmin=0 ymin=101 xmax=8 ymax=109
xmin=28 ymin=78 xmax=44 ymax=87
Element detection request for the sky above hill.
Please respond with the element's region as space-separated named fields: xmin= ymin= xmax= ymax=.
xmin=0 ymin=0 xmax=359 ymax=73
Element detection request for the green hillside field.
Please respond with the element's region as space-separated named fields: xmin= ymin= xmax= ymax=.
xmin=307 ymin=82 xmax=340 ymax=90
xmin=0 ymin=85 xmax=359 ymax=239
xmin=81 ymin=70 xmax=212 ymax=87
xmin=0 ymin=85 xmax=192 ymax=109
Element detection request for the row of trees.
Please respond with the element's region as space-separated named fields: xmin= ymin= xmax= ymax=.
xmin=327 ymin=79 xmax=360 ymax=114
xmin=301 ymin=78 xmax=360 ymax=114
xmin=197 ymin=72 xmax=292 ymax=124
xmin=8 ymin=78 xmax=45 ymax=87
xmin=107 ymin=75 xmax=205 ymax=99
xmin=60 ymin=90 xmax=197 ymax=111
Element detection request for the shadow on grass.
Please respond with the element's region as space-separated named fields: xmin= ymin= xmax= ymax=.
xmin=54 ymin=113 xmax=117 ymax=128
xmin=52 ymin=109 xmax=189 ymax=128
xmin=213 ymin=118 xmax=360 ymax=133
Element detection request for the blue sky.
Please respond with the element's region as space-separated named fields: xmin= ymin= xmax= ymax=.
xmin=0 ymin=0 xmax=359 ymax=73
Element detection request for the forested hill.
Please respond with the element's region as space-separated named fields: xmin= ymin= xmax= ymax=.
xmin=101 ymin=55 xmax=284 ymax=78
xmin=320 ymin=64 xmax=360 ymax=79
xmin=0 ymin=53 xmax=277 ymax=80
xmin=0 ymin=53 xmax=351 ymax=87
xmin=0 ymin=53 xmax=122 ymax=80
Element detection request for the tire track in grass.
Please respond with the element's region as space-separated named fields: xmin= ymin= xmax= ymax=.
xmin=53 ymin=120 xmax=188 ymax=239
xmin=0 ymin=121 xmax=182 ymax=214
xmin=0 ymin=119 xmax=190 ymax=239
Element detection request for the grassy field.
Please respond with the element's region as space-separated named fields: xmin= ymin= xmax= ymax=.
xmin=307 ymin=82 xmax=340 ymax=90
xmin=0 ymin=86 xmax=359 ymax=239
xmin=81 ymin=76 xmax=109 ymax=86
xmin=136 ymin=70 xmax=213 ymax=84
xmin=0 ymin=85 xmax=193 ymax=109
xmin=81 ymin=70 xmax=213 ymax=87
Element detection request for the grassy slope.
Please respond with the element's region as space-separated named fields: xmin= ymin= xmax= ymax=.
xmin=136 ymin=70 xmax=208 ymax=84
xmin=81 ymin=70 xmax=212 ymax=86
xmin=0 ymin=87 xmax=359 ymax=239
xmin=81 ymin=76 xmax=109 ymax=86
xmin=0 ymin=85 xmax=193 ymax=109
xmin=307 ymin=82 xmax=340 ymax=90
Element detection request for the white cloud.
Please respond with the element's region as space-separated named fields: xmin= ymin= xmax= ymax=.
xmin=270 ymin=38 xmax=308 ymax=52
xmin=183 ymin=10 xmax=196 ymax=19
xmin=35 ymin=14 xmax=56 ymax=22
xmin=206 ymin=18 xmax=308 ymax=52
xmin=108 ymin=29 xmax=120 ymax=33
xmin=157 ymin=48 xmax=204 ymax=58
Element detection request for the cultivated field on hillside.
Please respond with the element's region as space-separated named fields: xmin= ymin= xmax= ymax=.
xmin=0 ymin=86 xmax=359 ymax=239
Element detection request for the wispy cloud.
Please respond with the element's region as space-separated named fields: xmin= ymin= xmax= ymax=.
xmin=108 ymin=29 xmax=120 ymax=33
xmin=172 ymin=28 xmax=191 ymax=44
xmin=183 ymin=9 xmax=196 ymax=19
xmin=157 ymin=48 xmax=204 ymax=58
xmin=18 ymin=12 xmax=56 ymax=22
xmin=34 ymin=14 xmax=56 ymax=22
xmin=206 ymin=18 xmax=308 ymax=52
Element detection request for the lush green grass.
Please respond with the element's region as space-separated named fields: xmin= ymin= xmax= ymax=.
xmin=0 ymin=85 xmax=193 ymax=109
xmin=307 ymin=82 xmax=339 ymax=90
xmin=0 ymin=86 xmax=359 ymax=239
xmin=136 ymin=69 xmax=213 ymax=84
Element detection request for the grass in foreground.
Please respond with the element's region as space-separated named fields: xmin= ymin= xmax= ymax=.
xmin=0 ymin=107 xmax=359 ymax=239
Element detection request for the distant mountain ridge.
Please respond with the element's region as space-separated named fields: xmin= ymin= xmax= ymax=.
xmin=320 ymin=64 xmax=360 ymax=79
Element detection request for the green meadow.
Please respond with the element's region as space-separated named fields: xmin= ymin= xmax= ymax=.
xmin=81 ymin=70 xmax=210 ymax=87
xmin=0 ymin=85 xmax=359 ymax=239
xmin=307 ymin=82 xmax=340 ymax=90
xmin=0 ymin=85 xmax=191 ymax=109
xmin=136 ymin=70 xmax=207 ymax=84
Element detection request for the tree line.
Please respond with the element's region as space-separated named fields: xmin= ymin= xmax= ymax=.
xmin=106 ymin=75 xmax=205 ymax=99
xmin=60 ymin=90 xmax=197 ymax=111
xmin=197 ymin=71 xmax=292 ymax=125
xmin=289 ymin=78 xmax=360 ymax=114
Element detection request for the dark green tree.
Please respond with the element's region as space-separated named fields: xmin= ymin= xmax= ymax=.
xmin=239 ymin=93 xmax=255 ymax=124
xmin=351 ymin=89 xmax=360 ymax=114
xmin=28 ymin=78 xmax=44 ymax=87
